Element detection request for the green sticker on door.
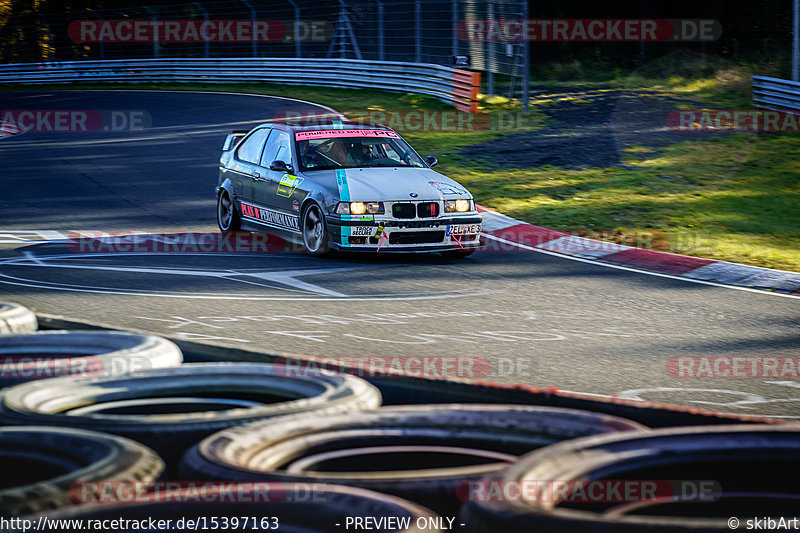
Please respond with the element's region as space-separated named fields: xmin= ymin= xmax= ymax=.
xmin=277 ymin=174 xmax=304 ymax=198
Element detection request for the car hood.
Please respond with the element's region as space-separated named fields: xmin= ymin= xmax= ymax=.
xmin=307 ymin=167 xmax=472 ymax=202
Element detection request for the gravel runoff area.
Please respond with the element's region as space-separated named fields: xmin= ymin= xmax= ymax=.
xmin=462 ymin=86 xmax=725 ymax=170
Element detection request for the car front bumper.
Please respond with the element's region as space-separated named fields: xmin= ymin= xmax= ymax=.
xmin=327 ymin=214 xmax=483 ymax=252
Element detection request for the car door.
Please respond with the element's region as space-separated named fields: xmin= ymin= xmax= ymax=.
xmin=231 ymin=127 xmax=270 ymax=210
xmin=238 ymin=128 xmax=299 ymax=233
xmin=258 ymin=129 xmax=299 ymax=212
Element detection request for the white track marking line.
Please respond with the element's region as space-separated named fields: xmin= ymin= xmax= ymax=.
xmin=2 ymin=253 xmax=359 ymax=297
xmin=482 ymin=233 xmax=800 ymax=300
xmin=560 ymin=389 xmax=800 ymax=419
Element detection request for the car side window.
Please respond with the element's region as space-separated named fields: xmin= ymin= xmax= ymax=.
xmin=261 ymin=130 xmax=291 ymax=167
xmin=236 ymin=128 xmax=270 ymax=164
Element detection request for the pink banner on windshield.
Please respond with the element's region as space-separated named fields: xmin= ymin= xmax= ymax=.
xmin=294 ymin=129 xmax=399 ymax=140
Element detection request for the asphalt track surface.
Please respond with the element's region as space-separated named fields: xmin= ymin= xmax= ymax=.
xmin=1 ymin=90 xmax=799 ymax=420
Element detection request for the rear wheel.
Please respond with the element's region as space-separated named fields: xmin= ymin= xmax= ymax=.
xmin=302 ymin=203 xmax=331 ymax=256
xmin=217 ymin=191 xmax=240 ymax=232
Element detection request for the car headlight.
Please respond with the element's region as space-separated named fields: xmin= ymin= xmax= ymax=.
xmin=444 ymin=199 xmax=472 ymax=213
xmin=336 ymin=202 xmax=384 ymax=215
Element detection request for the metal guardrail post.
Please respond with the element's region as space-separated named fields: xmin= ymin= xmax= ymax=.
xmin=339 ymin=4 xmax=346 ymax=58
xmin=143 ymin=7 xmax=159 ymax=59
xmin=793 ymin=0 xmax=799 ymax=82
xmin=451 ymin=0 xmax=458 ymax=58
xmin=522 ymin=0 xmax=530 ymax=111
xmin=486 ymin=1 xmax=494 ymax=96
xmin=375 ymin=0 xmax=385 ymax=61
xmin=333 ymin=0 xmax=362 ymax=60
xmin=193 ymin=2 xmax=210 ymax=58
xmin=239 ymin=0 xmax=257 ymax=57
xmin=87 ymin=10 xmax=105 ymax=60
xmin=415 ymin=0 xmax=421 ymax=63
xmin=286 ymin=0 xmax=301 ymax=58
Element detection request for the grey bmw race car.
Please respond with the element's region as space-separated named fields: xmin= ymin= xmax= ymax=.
xmin=216 ymin=120 xmax=482 ymax=257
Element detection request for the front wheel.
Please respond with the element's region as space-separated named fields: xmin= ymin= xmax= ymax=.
xmin=301 ymin=203 xmax=331 ymax=257
xmin=217 ymin=191 xmax=241 ymax=232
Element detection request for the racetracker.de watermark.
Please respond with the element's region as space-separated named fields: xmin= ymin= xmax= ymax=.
xmin=457 ymin=479 xmax=721 ymax=503
xmin=68 ymin=19 xmax=333 ymax=43
xmin=68 ymin=231 xmax=288 ymax=254
xmin=481 ymin=228 xmax=704 ymax=254
xmin=269 ymin=355 xmax=531 ymax=380
xmin=0 ymin=110 xmax=150 ymax=132
xmin=0 ymin=354 xmax=168 ymax=379
xmin=456 ymin=19 xmax=721 ymax=42
xmin=70 ymin=482 xmax=329 ymax=504
xmin=273 ymin=110 xmax=536 ymax=133
xmin=667 ymin=356 xmax=800 ymax=379
xmin=667 ymin=109 xmax=800 ymax=132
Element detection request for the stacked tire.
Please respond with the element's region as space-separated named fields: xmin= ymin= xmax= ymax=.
xmin=0 ymin=427 xmax=164 ymax=516
xmin=0 ymin=302 xmax=37 ymax=334
xmin=0 ymin=303 xmax=386 ymax=522
xmin=458 ymin=425 xmax=800 ymax=532
xmin=0 ymin=362 xmax=381 ymax=471
xmin=0 ymin=330 xmax=183 ymax=387
xmin=3 ymin=302 xmax=800 ymax=532
xmin=181 ymin=404 xmax=646 ymax=514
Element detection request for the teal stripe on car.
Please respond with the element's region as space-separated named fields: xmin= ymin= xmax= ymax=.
xmin=336 ymin=168 xmax=351 ymax=246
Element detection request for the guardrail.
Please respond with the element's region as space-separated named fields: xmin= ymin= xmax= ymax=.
xmin=752 ymin=75 xmax=800 ymax=113
xmin=0 ymin=57 xmax=482 ymax=113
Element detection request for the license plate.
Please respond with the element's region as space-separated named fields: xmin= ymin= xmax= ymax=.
xmin=448 ymin=224 xmax=481 ymax=236
xmin=351 ymin=226 xmax=375 ymax=236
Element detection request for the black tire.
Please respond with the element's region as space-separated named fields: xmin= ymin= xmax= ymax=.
xmin=217 ymin=190 xmax=241 ymax=232
xmin=301 ymin=203 xmax=331 ymax=256
xmin=180 ymin=404 xmax=645 ymax=515
xmin=0 ymin=426 xmax=164 ymax=516
xmin=0 ymin=330 xmax=183 ymax=388
xmin=0 ymin=302 xmax=37 ymax=334
xmin=25 ymin=484 xmax=439 ymax=533
xmin=0 ymin=363 xmax=381 ymax=472
xmin=459 ymin=425 xmax=800 ymax=532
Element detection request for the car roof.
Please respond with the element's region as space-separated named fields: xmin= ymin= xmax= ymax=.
xmin=258 ymin=120 xmax=396 ymax=133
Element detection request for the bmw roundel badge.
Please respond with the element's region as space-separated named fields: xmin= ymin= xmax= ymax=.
xmin=409 ymin=192 xmax=418 ymax=197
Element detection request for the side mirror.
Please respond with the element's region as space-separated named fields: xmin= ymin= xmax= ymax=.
xmin=270 ymin=160 xmax=293 ymax=173
xmin=425 ymin=155 xmax=438 ymax=168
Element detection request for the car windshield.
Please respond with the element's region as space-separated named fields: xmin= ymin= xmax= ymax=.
xmin=295 ymin=130 xmax=426 ymax=171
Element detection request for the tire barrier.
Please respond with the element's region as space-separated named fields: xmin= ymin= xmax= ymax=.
xmin=0 ymin=426 xmax=164 ymax=516
xmin=0 ymin=302 xmax=37 ymax=334
xmin=0 ymin=330 xmax=183 ymax=388
xmin=458 ymin=425 xmax=800 ymax=532
xmin=0 ymin=362 xmax=382 ymax=470
xmin=180 ymin=404 xmax=646 ymax=514
xmin=23 ymin=484 xmax=441 ymax=533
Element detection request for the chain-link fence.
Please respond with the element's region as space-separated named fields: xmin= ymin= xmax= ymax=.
xmin=0 ymin=0 xmax=529 ymax=101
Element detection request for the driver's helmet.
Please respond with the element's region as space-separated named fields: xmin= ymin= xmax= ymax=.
xmin=347 ymin=142 xmax=370 ymax=164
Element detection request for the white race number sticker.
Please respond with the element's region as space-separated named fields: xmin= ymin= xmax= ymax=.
xmin=351 ymin=226 xmax=375 ymax=236
xmin=448 ymin=224 xmax=481 ymax=235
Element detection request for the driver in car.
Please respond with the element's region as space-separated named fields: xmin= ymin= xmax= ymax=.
xmin=301 ymin=143 xmax=320 ymax=168
xmin=346 ymin=142 xmax=376 ymax=166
